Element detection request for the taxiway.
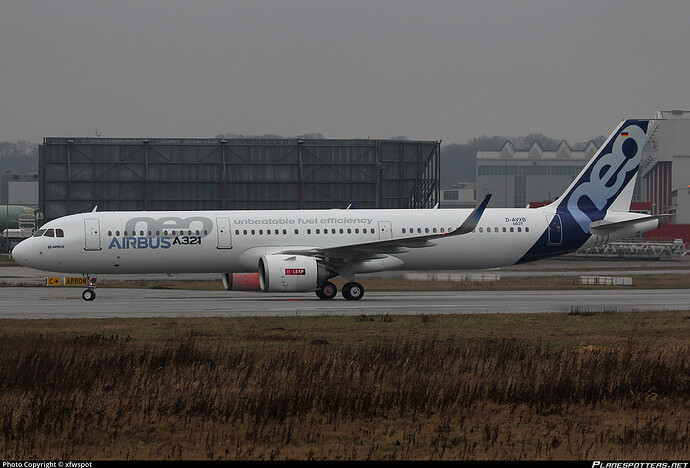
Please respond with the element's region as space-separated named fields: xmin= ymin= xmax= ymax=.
xmin=1 ymin=287 xmax=688 ymax=319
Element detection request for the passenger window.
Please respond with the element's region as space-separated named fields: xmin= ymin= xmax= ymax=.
xmin=502 ymin=227 xmax=506 ymax=232
xmin=479 ymin=228 xmax=483 ymax=233
xmin=518 ymin=227 xmax=522 ymax=232
xmin=525 ymin=227 xmax=530 ymax=232
xmin=425 ymin=228 xmax=429 ymax=233
xmin=433 ymin=228 xmax=437 ymax=233
xmin=307 ymin=229 xmax=311 ymax=234
xmin=494 ymin=227 xmax=499 ymax=233
xmin=510 ymin=227 xmax=514 ymax=232
xmin=251 ymin=230 xmax=255 ymax=235
xmin=316 ymin=229 xmax=320 ymax=234
xmin=266 ymin=230 xmax=270 ymax=235
xmin=108 ymin=231 xmax=112 ymax=236
xmin=441 ymin=228 xmax=445 ymax=233
xmin=116 ymin=231 xmax=121 ymax=236
xmin=347 ymin=228 xmax=351 ymax=234
xmin=140 ymin=231 xmax=144 ymax=236
xmin=295 ymin=229 xmax=299 ymax=235
xmin=235 ymin=230 xmax=240 ymax=235
xmin=402 ymin=228 xmax=406 ymax=234
xmin=339 ymin=228 xmax=343 ymax=234
xmin=355 ymin=228 xmax=359 ymax=234
xmin=417 ymin=228 xmax=422 ymax=233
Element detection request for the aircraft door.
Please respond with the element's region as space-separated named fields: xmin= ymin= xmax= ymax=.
xmin=217 ymin=217 xmax=233 ymax=249
xmin=84 ymin=219 xmax=101 ymax=251
xmin=378 ymin=221 xmax=392 ymax=240
xmin=547 ymin=214 xmax=563 ymax=246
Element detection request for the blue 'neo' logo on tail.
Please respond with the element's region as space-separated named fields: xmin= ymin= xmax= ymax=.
xmin=561 ymin=120 xmax=648 ymax=233
xmin=517 ymin=119 xmax=649 ymax=264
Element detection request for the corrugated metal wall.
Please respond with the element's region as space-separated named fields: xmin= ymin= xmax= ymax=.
xmin=40 ymin=138 xmax=439 ymax=221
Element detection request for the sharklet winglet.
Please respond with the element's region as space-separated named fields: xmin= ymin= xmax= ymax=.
xmin=449 ymin=194 xmax=492 ymax=236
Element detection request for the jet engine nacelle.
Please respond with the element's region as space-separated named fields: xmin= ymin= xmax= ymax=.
xmin=258 ymin=254 xmax=329 ymax=292
xmin=222 ymin=272 xmax=261 ymax=291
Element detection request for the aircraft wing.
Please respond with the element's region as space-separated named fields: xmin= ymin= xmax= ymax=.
xmin=280 ymin=194 xmax=491 ymax=263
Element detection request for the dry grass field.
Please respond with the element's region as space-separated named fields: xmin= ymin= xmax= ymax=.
xmin=0 ymin=311 xmax=688 ymax=460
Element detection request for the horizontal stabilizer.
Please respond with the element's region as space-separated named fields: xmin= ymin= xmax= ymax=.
xmin=589 ymin=214 xmax=668 ymax=235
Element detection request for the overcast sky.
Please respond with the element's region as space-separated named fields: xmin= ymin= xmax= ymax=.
xmin=1 ymin=0 xmax=689 ymax=144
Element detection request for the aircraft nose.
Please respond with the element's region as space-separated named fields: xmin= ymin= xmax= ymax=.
xmin=11 ymin=239 xmax=33 ymax=266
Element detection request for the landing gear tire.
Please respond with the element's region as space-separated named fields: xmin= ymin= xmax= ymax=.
xmin=81 ymin=274 xmax=97 ymax=301
xmin=82 ymin=289 xmax=96 ymax=301
xmin=316 ymin=281 xmax=337 ymax=300
xmin=342 ymin=281 xmax=364 ymax=301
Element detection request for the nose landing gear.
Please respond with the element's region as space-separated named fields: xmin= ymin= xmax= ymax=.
xmin=81 ymin=275 xmax=97 ymax=301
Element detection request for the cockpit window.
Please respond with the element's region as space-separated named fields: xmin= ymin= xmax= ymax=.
xmin=32 ymin=228 xmax=64 ymax=237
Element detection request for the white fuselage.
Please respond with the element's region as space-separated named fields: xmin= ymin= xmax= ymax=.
xmin=11 ymin=206 xmax=650 ymax=276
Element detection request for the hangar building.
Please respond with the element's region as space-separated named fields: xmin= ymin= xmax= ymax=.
xmin=39 ymin=138 xmax=440 ymax=222
xmin=475 ymin=139 xmax=603 ymax=208
xmin=640 ymin=110 xmax=690 ymax=222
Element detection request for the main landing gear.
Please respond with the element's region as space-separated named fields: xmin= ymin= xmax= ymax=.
xmin=341 ymin=281 xmax=364 ymax=301
xmin=316 ymin=281 xmax=337 ymax=300
xmin=315 ymin=281 xmax=364 ymax=300
xmin=81 ymin=275 xmax=97 ymax=301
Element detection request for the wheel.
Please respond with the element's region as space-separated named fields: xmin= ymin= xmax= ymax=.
xmin=316 ymin=281 xmax=337 ymax=300
xmin=82 ymin=289 xmax=96 ymax=301
xmin=342 ymin=281 xmax=364 ymax=300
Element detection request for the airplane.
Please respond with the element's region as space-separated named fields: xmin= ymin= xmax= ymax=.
xmin=11 ymin=119 xmax=664 ymax=301
xmin=1 ymin=205 xmax=36 ymax=233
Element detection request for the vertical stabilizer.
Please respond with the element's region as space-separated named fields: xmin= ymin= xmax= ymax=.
xmin=553 ymin=119 xmax=649 ymax=232
xmin=518 ymin=119 xmax=649 ymax=263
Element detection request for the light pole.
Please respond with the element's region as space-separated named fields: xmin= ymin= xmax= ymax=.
xmin=5 ymin=170 xmax=11 ymax=255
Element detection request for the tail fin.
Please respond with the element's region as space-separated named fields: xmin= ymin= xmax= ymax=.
xmin=517 ymin=119 xmax=650 ymax=264
xmin=551 ymin=119 xmax=649 ymax=232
